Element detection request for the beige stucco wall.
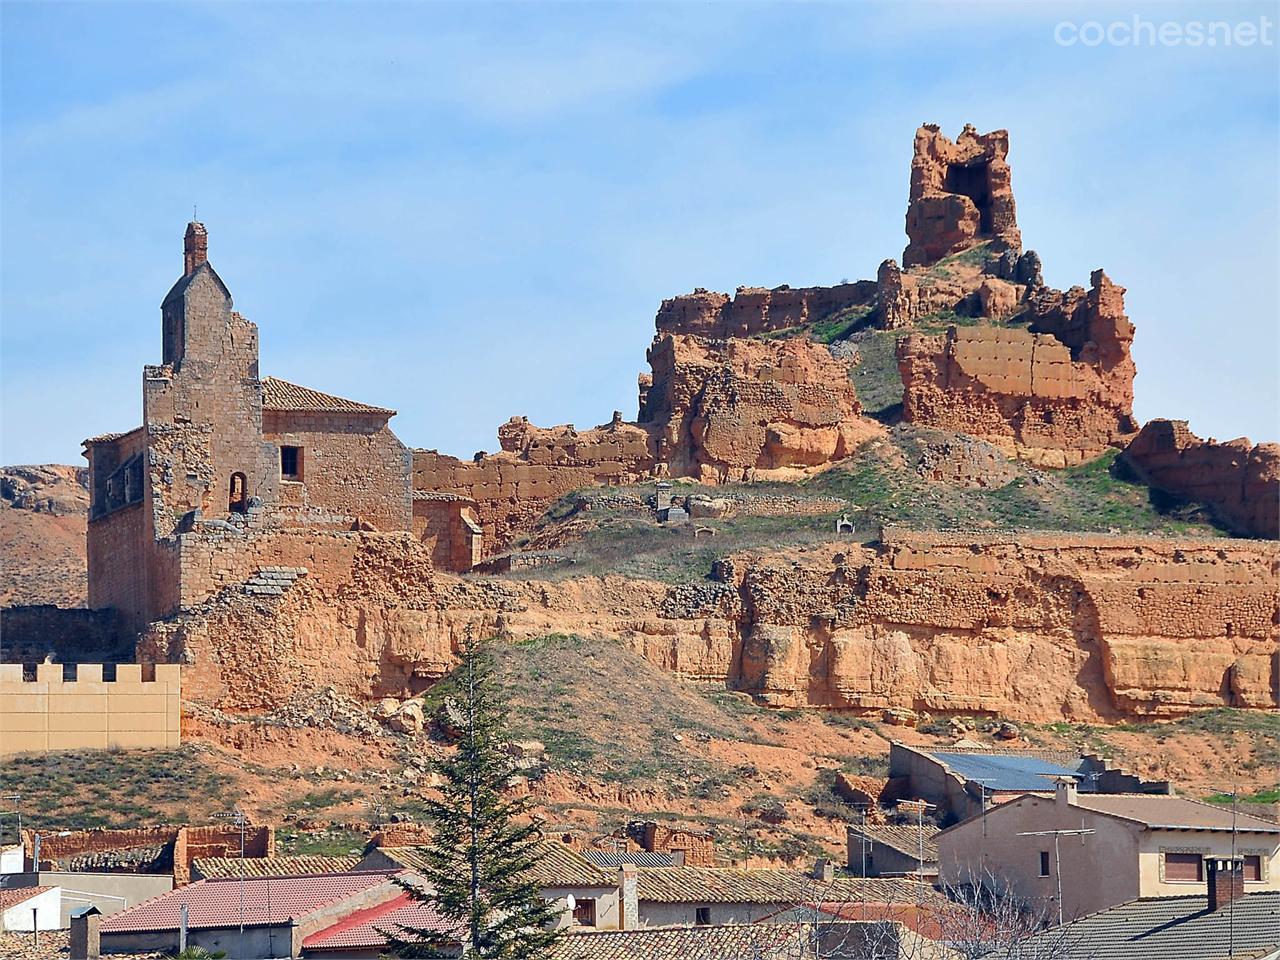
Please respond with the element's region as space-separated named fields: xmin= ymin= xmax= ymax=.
xmin=939 ymin=790 xmax=1280 ymax=921
xmin=1135 ymin=827 xmax=1279 ymax=897
xmin=0 ymin=663 xmax=180 ymax=756
xmin=938 ymin=794 xmax=1143 ymax=921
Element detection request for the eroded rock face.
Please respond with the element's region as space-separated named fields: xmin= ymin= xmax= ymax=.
xmin=156 ymin=529 xmax=1278 ymax=721
xmin=904 ymin=124 xmax=1021 ymax=267
xmin=896 ymin=271 xmax=1138 ymax=467
xmin=1119 ymin=419 xmax=1280 ymax=539
xmin=640 ymin=334 xmax=880 ymax=482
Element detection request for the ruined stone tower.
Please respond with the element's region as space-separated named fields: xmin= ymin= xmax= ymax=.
xmin=903 ymin=124 xmax=1022 ymax=267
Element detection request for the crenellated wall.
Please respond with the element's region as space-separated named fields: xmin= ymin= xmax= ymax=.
xmin=0 ymin=662 xmax=181 ymax=755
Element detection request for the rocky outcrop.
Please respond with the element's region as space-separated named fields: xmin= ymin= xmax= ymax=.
xmin=904 ymin=124 xmax=1021 ymax=267
xmin=1119 ymin=420 xmax=1279 ymax=539
xmin=1 ymin=465 xmax=90 ymax=607
xmin=656 ymin=282 xmax=876 ymax=339
xmin=896 ymin=271 xmax=1138 ymax=467
xmin=159 ymin=528 xmax=1279 ymax=721
xmin=639 ymin=334 xmax=880 ymax=482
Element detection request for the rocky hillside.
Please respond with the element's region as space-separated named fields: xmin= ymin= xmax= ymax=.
xmin=0 ymin=465 xmax=88 ymax=607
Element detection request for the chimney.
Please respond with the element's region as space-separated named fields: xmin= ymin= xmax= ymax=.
xmin=1207 ymin=857 xmax=1245 ymax=911
xmin=618 ymin=866 xmax=638 ymax=930
xmin=814 ymin=858 xmax=835 ymax=883
xmin=184 ymin=221 xmax=208 ymax=275
xmin=1054 ymin=777 xmax=1078 ymax=807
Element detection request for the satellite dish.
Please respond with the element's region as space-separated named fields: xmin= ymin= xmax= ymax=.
xmin=564 ymin=895 xmax=576 ymax=911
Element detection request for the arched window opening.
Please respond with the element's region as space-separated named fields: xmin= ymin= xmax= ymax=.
xmin=229 ymin=472 xmax=248 ymax=513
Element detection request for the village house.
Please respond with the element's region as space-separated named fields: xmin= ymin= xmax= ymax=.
xmin=846 ymin=824 xmax=940 ymax=880
xmin=937 ymin=780 xmax=1280 ymax=921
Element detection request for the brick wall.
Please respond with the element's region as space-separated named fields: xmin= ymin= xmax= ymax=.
xmin=0 ymin=662 xmax=180 ymax=755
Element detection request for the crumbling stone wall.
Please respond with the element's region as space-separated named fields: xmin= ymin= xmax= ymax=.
xmin=25 ymin=824 xmax=273 ymax=886
xmin=639 ymin=334 xmax=878 ymax=482
xmin=413 ymin=416 xmax=656 ymax=551
xmin=656 ymin=282 xmax=876 ymax=339
xmin=0 ymin=605 xmax=134 ymax=664
xmin=1119 ymin=419 xmax=1279 ymax=539
xmin=896 ymin=271 xmax=1137 ymax=466
xmin=904 ymin=124 xmax=1021 ymax=267
xmin=413 ymin=494 xmax=483 ymax=572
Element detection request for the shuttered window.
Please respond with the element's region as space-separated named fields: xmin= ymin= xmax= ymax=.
xmin=1243 ymin=855 xmax=1262 ymax=882
xmin=1165 ymin=852 xmax=1203 ymax=882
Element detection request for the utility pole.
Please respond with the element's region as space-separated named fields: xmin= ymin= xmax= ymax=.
xmin=213 ymin=809 xmax=248 ymax=951
xmin=895 ymin=799 xmax=937 ymax=883
xmin=1017 ymin=825 xmax=1095 ymax=925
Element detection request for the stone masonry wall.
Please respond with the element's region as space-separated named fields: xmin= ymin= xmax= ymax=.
xmin=263 ymin=410 xmax=412 ymax=532
xmin=1118 ymin=420 xmax=1279 ymax=539
xmin=896 ymin=271 xmax=1137 ymax=467
xmin=413 ymin=417 xmax=656 ymax=552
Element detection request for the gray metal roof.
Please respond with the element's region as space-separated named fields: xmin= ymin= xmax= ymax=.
xmin=931 ymin=751 xmax=1082 ymax=792
xmin=1038 ymin=891 xmax=1280 ymax=960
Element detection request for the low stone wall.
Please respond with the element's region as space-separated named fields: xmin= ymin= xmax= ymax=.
xmin=0 ymin=605 xmax=135 ymax=664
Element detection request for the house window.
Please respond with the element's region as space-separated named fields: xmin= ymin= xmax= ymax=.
xmin=695 ymin=907 xmax=711 ymax=926
xmin=572 ymin=898 xmax=596 ymax=926
xmin=1164 ymin=852 xmax=1204 ymax=882
xmin=281 ymin=445 xmax=302 ymax=480
xmin=1039 ymin=851 xmax=1050 ymax=877
xmin=1243 ymin=855 xmax=1262 ymax=882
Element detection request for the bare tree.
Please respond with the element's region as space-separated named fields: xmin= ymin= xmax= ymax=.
xmin=763 ymin=867 xmax=1089 ymax=960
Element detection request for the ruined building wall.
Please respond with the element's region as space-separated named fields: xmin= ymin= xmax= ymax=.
xmin=146 ymin=267 xmax=280 ymax=534
xmin=655 ymin=282 xmax=876 ymax=339
xmin=413 ymin=495 xmax=483 ymax=572
xmin=412 ymin=418 xmax=656 ymax=552
xmin=639 ymin=334 xmax=878 ymax=482
xmin=896 ymin=271 xmax=1137 ymax=467
xmin=904 ymin=124 xmax=1021 ymax=267
xmin=262 ymin=410 xmax=412 ymax=532
xmin=1118 ymin=419 xmax=1280 ymax=539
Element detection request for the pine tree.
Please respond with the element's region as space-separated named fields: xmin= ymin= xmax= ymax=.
xmin=388 ymin=636 xmax=561 ymax=959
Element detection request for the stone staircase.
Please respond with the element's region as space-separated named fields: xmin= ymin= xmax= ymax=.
xmin=243 ymin=566 xmax=308 ymax=597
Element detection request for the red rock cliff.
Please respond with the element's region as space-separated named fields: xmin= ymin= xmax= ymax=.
xmin=1119 ymin=420 xmax=1279 ymax=539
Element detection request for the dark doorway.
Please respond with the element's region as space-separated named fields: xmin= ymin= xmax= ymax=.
xmin=944 ymin=160 xmax=993 ymax=233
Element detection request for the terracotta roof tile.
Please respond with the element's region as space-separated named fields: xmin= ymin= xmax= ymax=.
xmin=301 ymin=891 xmax=461 ymax=951
xmin=377 ymin=843 xmax=610 ymax=888
xmin=1072 ymin=795 xmax=1280 ymax=833
xmin=98 ymin=872 xmax=398 ymax=933
xmin=632 ymin=867 xmax=943 ymax=906
xmin=262 ymin=377 xmax=394 ymax=416
xmin=549 ymin=923 xmax=844 ymax=960
xmin=191 ymin=856 xmax=361 ymax=880
xmin=849 ymin=824 xmax=941 ymax=861
xmin=0 ymin=886 xmax=54 ymax=911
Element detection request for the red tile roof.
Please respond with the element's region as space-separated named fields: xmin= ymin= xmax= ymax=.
xmin=301 ymin=891 xmax=461 ymax=951
xmin=0 ymin=887 xmax=54 ymax=911
xmin=99 ymin=872 xmax=398 ymax=933
xmin=262 ymin=377 xmax=394 ymax=416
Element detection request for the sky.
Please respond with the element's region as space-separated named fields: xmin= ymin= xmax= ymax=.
xmin=2 ymin=0 xmax=1277 ymax=465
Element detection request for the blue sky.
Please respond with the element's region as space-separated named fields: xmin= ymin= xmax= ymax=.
xmin=3 ymin=0 xmax=1276 ymax=465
